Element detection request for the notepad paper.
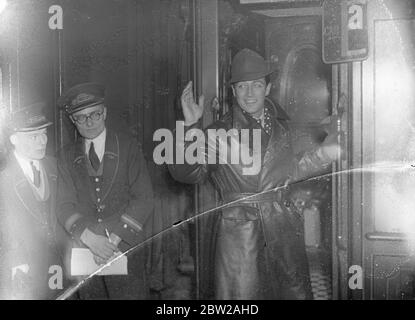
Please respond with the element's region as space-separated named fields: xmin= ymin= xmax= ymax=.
xmin=70 ymin=248 xmax=128 ymax=276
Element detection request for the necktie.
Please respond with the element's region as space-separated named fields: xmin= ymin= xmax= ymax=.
xmin=89 ymin=142 xmax=100 ymax=171
xmin=30 ymin=161 xmax=41 ymax=188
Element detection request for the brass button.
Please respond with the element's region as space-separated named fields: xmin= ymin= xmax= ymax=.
xmin=95 ymin=178 xmax=99 ymax=182
xmin=123 ymin=224 xmax=128 ymax=229
xmin=98 ymin=218 xmax=103 ymax=223
xmin=96 ymin=188 xmax=100 ymax=192
xmin=97 ymin=198 xmax=101 ymax=203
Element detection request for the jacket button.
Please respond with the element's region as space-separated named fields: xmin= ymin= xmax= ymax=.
xmin=97 ymin=198 xmax=101 ymax=203
xmin=95 ymin=178 xmax=99 ymax=182
xmin=98 ymin=218 xmax=103 ymax=223
xmin=96 ymin=188 xmax=100 ymax=192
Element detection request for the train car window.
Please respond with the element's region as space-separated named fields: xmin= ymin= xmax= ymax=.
xmin=372 ymin=20 xmax=415 ymax=234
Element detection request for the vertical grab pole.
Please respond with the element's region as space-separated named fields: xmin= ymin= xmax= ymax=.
xmin=192 ymin=0 xmax=219 ymax=300
xmin=54 ymin=25 xmax=64 ymax=151
xmin=191 ymin=0 xmax=200 ymax=300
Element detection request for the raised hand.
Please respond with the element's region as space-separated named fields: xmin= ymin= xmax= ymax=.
xmin=319 ymin=94 xmax=347 ymax=162
xmin=181 ymin=81 xmax=204 ymax=126
xmin=320 ymin=132 xmax=342 ymax=162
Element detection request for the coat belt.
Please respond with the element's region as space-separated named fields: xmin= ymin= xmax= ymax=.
xmin=222 ymin=190 xmax=284 ymax=208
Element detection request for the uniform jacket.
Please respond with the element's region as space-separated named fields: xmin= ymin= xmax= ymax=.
xmin=169 ymin=100 xmax=331 ymax=299
xmin=57 ymin=129 xmax=154 ymax=261
xmin=0 ymin=155 xmax=66 ymax=299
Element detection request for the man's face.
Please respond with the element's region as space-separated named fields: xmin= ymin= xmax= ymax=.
xmin=71 ymin=104 xmax=107 ymax=140
xmin=232 ymin=78 xmax=271 ymax=118
xmin=10 ymin=128 xmax=48 ymax=160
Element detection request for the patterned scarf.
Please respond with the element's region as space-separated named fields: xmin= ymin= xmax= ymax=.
xmin=242 ymin=106 xmax=273 ymax=136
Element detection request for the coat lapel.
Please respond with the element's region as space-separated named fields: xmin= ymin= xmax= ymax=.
xmin=258 ymin=101 xmax=294 ymax=190
xmin=100 ymin=130 xmax=119 ymax=203
xmin=232 ymin=105 xmax=269 ymax=163
xmin=11 ymin=156 xmax=47 ymax=225
xmin=41 ymin=157 xmax=58 ymax=226
xmin=71 ymin=130 xmax=119 ymax=204
xmin=72 ymin=138 xmax=97 ymax=202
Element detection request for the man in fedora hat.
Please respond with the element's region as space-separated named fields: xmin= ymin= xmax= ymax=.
xmin=56 ymin=82 xmax=154 ymax=299
xmin=169 ymin=48 xmax=340 ymax=299
xmin=0 ymin=103 xmax=67 ymax=299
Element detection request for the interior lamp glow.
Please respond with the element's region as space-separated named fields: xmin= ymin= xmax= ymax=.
xmin=0 ymin=0 xmax=7 ymax=15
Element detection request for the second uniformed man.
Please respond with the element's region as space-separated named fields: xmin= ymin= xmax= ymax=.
xmin=57 ymin=82 xmax=154 ymax=299
xmin=0 ymin=103 xmax=67 ymax=299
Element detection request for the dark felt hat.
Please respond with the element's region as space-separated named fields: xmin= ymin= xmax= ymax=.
xmin=10 ymin=102 xmax=52 ymax=132
xmin=230 ymin=48 xmax=276 ymax=84
xmin=59 ymin=82 xmax=105 ymax=114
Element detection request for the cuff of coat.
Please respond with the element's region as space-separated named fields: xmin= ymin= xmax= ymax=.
xmin=184 ymin=120 xmax=202 ymax=132
xmin=112 ymin=214 xmax=144 ymax=247
xmin=66 ymin=214 xmax=92 ymax=242
xmin=316 ymin=147 xmax=334 ymax=167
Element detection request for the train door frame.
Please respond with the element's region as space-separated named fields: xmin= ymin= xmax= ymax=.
xmin=192 ymin=0 xmax=220 ymax=300
xmin=193 ymin=0 xmax=353 ymax=300
xmin=358 ymin=0 xmax=415 ymax=300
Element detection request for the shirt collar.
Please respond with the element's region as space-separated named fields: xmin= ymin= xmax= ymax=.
xmin=84 ymin=128 xmax=107 ymax=162
xmin=241 ymin=107 xmax=267 ymax=124
xmin=84 ymin=128 xmax=106 ymax=147
xmin=252 ymin=109 xmax=265 ymax=122
xmin=14 ymin=151 xmax=39 ymax=169
xmin=13 ymin=151 xmax=40 ymax=180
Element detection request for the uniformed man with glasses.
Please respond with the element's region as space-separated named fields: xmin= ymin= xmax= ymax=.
xmin=56 ymin=82 xmax=154 ymax=299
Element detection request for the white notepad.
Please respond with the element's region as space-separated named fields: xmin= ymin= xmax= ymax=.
xmin=70 ymin=248 xmax=128 ymax=276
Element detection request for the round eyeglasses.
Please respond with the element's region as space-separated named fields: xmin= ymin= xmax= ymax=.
xmin=72 ymin=110 xmax=104 ymax=124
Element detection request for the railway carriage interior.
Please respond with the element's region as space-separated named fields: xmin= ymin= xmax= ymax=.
xmin=0 ymin=0 xmax=415 ymax=300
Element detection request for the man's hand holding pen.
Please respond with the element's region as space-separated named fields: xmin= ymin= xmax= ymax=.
xmin=80 ymin=228 xmax=119 ymax=266
xmin=92 ymin=229 xmax=123 ymax=266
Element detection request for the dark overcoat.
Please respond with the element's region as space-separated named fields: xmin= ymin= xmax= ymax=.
xmin=169 ymin=101 xmax=331 ymax=299
xmin=57 ymin=129 xmax=154 ymax=299
xmin=0 ymin=155 xmax=67 ymax=299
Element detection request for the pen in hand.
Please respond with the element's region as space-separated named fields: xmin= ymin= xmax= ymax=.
xmin=105 ymin=228 xmax=122 ymax=248
xmin=105 ymin=228 xmax=112 ymax=244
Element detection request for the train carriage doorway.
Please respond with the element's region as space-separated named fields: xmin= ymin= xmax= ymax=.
xmin=202 ymin=0 xmax=415 ymax=300
xmin=265 ymin=14 xmax=333 ymax=300
xmin=208 ymin=1 xmax=336 ymax=300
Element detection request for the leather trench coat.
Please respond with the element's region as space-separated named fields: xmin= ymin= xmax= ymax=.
xmin=168 ymin=100 xmax=331 ymax=299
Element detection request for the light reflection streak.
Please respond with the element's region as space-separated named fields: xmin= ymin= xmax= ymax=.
xmin=57 ymin=161 xmax=415 ymax=299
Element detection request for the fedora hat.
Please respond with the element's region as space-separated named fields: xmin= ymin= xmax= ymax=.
xmin=230 ymin=48 xmax=276 ymax=84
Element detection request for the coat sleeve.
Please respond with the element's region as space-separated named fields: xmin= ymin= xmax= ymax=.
xmin=294 ymin=146 xmax=333 ymax=182
xmin=111 ymin=139 xmax=154 ymax=246
xmin=56 ymin=149 xmax=95 ymax=243
xmin=0 ymin=173 xmax=30 ymax=298
xmin=167 ymin=121 xmax=210 ymax=185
